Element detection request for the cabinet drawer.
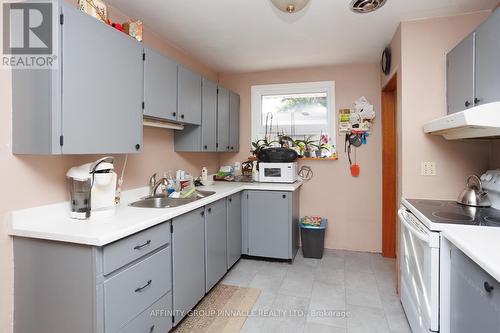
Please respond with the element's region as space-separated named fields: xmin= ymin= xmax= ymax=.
xmin=104 ymin=246 xmax=171 ymax=332
xmin=103 ymin=222 xmax=170 ymax=275
xmin=118 ymin=291 xmax=172 ymax=333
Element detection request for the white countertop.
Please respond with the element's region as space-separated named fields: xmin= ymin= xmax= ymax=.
xmin=8 ymin=181 xmax=302 ymax=246
xmin=440 ymin=224 xmax=500 ymax=282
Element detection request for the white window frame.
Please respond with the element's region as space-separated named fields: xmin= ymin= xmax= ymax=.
xmin=251 ymin=81 xmax=336 ymax=142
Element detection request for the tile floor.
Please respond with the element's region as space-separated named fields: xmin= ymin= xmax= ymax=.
xmin=222 ymin=249 xmax=411 ymax=333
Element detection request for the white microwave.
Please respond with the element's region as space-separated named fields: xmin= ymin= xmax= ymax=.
xmin=258 ymin=162 xmax=298 ymax=183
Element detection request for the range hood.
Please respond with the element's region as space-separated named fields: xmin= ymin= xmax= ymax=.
xmin=423 ymin=102 xmax=500 ymax=140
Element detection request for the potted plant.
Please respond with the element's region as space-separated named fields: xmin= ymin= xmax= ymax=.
xmin=250 ymin=138 xmax=278 ymax=157
xmin=294 ymin=136 xmax=318 ymax=157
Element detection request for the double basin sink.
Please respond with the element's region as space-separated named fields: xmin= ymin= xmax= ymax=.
xmin=129 ymin=190 xmax=216 ymax=209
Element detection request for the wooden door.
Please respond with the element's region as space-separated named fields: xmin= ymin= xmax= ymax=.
xmin=382 ymin=74 xmax=397 ymax=258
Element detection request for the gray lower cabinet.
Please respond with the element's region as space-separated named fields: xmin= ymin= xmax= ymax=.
xmin=205 ymin=199 xmax=228 ymax=292
xmin=143 ymin=47 xmax=178 ymax=121
xmin=475 ymin=9 xmax=500 ymax=107
xmin=229 ymin=91 xmax=240 ymax=152
xmin=446 ymin=33 xmax=474 ymax=114
xmin=227 ymin=193 xmax=242 ymax=269
xmin=217 ymin=87 xmax=230 ymax=152
xmin=12 ymin=3 xmax=143 ymax=154
xmin=177 ymin=65 xmax=202 ymax=125
xmin=13 ymin=222 xmax=172 ymax=333
xmin=242 ymin=190 xmax=299 ymax=260
xmin=172 ymin=208 xmax=206 ymax=326
xmin=450 ymin=245 xmax=500 ymax=333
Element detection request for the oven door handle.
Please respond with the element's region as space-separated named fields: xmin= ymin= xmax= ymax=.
xmin=398 ymin=210 xmax=430 ymax=244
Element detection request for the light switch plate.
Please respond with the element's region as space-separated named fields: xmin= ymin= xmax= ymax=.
xmin=421 ymin=162 xmax=436 ymax=176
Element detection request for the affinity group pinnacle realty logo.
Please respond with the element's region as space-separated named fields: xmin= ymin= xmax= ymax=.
xmin=2 ymin=1 xmax=58 ymax=69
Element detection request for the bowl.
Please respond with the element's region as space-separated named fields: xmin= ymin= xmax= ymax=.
xmin=201 ymin=179 xmax=215 ymax=186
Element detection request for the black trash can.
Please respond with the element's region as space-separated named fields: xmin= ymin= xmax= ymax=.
xmin=300 ymin=217 xmax=328 ymax=259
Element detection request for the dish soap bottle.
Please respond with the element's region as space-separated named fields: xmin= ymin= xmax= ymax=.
xmin=252 ymin=161 xmax=259 ymax=182
xmin=201 ymin=167 xmax=208 ymax=181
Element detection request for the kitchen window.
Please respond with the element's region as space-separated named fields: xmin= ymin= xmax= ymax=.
xmin=251 ymin=81 xmax=336 ymax=141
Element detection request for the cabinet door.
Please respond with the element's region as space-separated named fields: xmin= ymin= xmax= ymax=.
xmin=247 ymin=191 xmax=290 ymax=259
xmin=205 ymin=199 xmax=227 ymax=292
xmin=450 ymin=246 xmax=500 ymax=333
xmin=227 ymin=193 xmax=242 ymax=269
xmin=143 ymin=47 xmax=178 ymax=121
xmin=475 ymin=9 xmax=500 ymax=106
xmin=172 ymin=208 xmax=205 ymax=326
xmin=201 ymin=78 xmax=218 ymax=152
xmin=61 ymin=5 xmax=143 ymax=154
xmin=217 ymin=87 xmax=230 ymax=152
xmin=178 ymin=65 xmax=202 ymax=125
xmin=447 ymin=33 xmax=475 ymax=114
xmin=229 ymin=92 xmax=240 ymax=152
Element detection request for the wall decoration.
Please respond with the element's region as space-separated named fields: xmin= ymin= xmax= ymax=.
xmin=78 ymin=0 xmax=108 ymax=22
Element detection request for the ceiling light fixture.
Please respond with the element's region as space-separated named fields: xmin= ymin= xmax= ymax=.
xmin=349 ymin=0 xmax=387 ymax=14
xmin=270 ymin=0 xmax=310 ymax=13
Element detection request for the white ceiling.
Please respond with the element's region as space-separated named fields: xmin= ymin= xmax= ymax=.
xmin=107 ymin=0 xmax=497 ymax=73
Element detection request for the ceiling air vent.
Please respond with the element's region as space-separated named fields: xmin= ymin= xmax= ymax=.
xmin=349 ymin=0 xmax=387 ymax=13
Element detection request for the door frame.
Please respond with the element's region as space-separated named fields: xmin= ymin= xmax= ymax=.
xmin=382 ymin=74 xmax=398 ymax=258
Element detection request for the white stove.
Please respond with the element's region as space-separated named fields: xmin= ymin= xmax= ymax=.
xmin=399 ymin=170 xmax=500 ymax=333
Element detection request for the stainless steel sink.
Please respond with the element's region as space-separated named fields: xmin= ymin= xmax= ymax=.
xmin=129 ymin=190 xmax=216 ymax=208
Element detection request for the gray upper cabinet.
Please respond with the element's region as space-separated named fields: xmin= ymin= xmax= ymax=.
xmin=217 ymin=87 xmax=230 ymax=152
xmin=201 ymin=79 xmax=218 ymax=152
xmin=446 ymin=9 xmax=500 ymax=114
xmin=227 ymin=193 xmax=242 ymax=269
xmin=172 ymin=208 xmax=205 ymax=326
xmin=205 ymin=199 xmax=228 ymax=292
xmin=475 ymin=9 xmax=500 ymax=107
xmin=229 ymin=91 xmax=240 ymax=152
xmin=244 ymin=190 xmax=299 ymax=260
xmin=143 ymin=47 xmax=178 ymax=121
xmin=13 ymin=4 xmax=143 ymax=154
xmin=450 ymin=245 xmax=500 ymax=333
xmin=447 ymin=34 xmax=475 ymax=114
xmin=178 ymin=65 xmax=202 ymax=125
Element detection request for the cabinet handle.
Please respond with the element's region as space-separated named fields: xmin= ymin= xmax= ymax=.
xmin=172 ymin=112 xmax=177 ymax=117
xmin=134 ymin=279 xmax=152 ymax=292
xmin=201 ymin=211 xmax=205 ymax=216
xmin=208 ymin=207 xmax=212 ymax=213
xmin=229 ymin=198 xmax=232 ymax=203
xmin=135 ymin=144 xmax=141 ymax=150
xmin=226 ymin=146 xmax=230 ymax=150
xmin=133 ymin=240 xmax=151 ymax=250
xmin=282 ymin=194 xmax=286 ymax=199
xmin=149 ymin=325 xmax=155 ymax=333
xmin=231 ymin=146 xmax=234 ymax=150
xmin=181 ymin=114 xmax=185 ymax=119
xmin=484 ymin=281 xmax=494 ymax=293
xmin=204 ymin=145 xmax=208 ymax=149
xmin=474 ymin=97 xmax=481 ymax=105
xmin=465 ymin=100 xmax=471 ymax=107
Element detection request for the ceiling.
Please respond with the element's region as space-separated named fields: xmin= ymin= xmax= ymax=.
xmin=107 ymin=0 xmax=498 ymax=73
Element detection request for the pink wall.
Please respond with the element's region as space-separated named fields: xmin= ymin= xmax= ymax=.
xmin=0 ymin=3 xmax=219 ymax=332
xmin=219 ymin=64 xmax=383 ymax=252
xmin=399 ymin=12 xmax=491 ymax=199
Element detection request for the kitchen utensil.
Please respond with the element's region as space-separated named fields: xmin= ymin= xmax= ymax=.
xmin=457 ymin=174 xmax=491 ymax=207
xmin=350 ymin=147 xmax=360 ymax=177
xmin=257 ymin=147 xmax=298 ymax=162
xmin=349 ymin=133 xmax=362 ymax=147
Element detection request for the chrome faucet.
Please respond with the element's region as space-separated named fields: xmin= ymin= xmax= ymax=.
xmin=150 ymin=177 xmax=168 ymax=197
xmin=149 ymin=173 xmax=157 ymax=194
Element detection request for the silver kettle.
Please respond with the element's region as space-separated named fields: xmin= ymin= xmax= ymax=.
xmin=457 ymin=174 xmax=491 ymax=207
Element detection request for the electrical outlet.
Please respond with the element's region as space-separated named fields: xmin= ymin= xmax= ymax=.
xmin=421 ymin=162 xmax=436 ymax=176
